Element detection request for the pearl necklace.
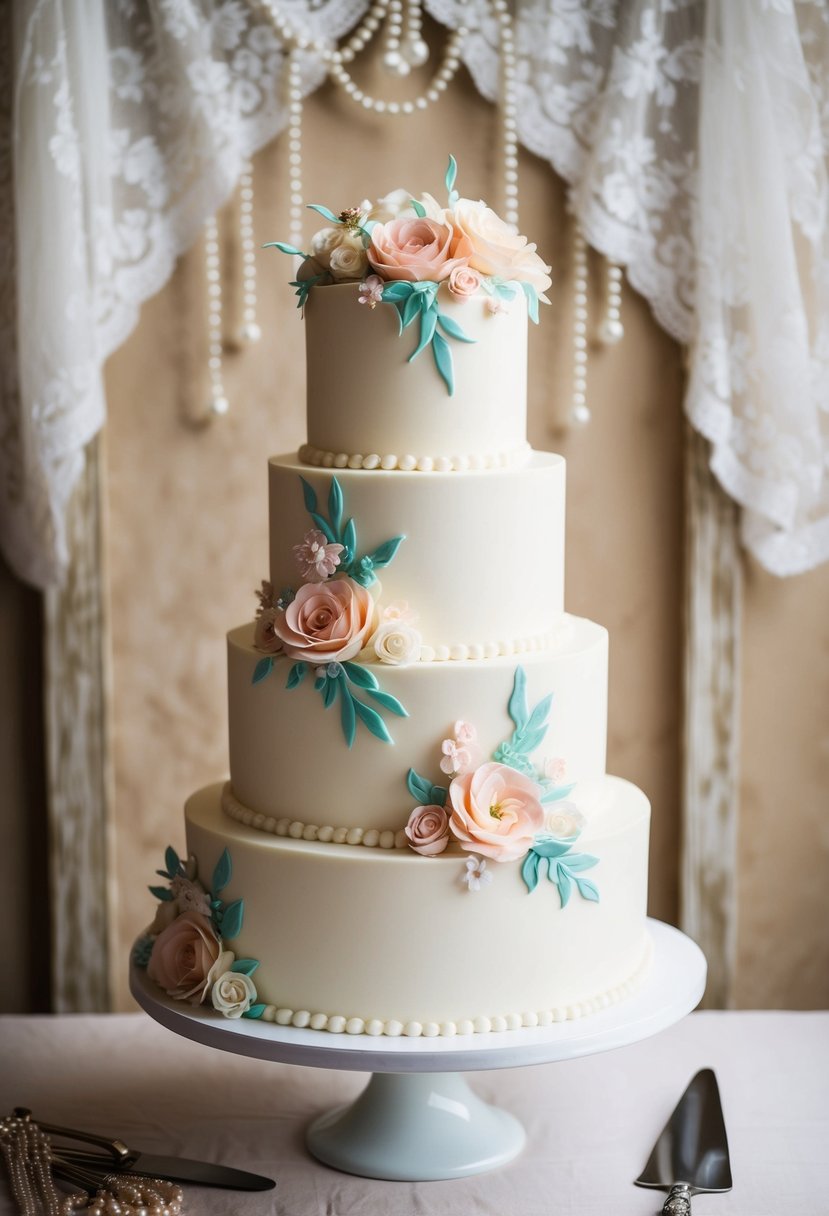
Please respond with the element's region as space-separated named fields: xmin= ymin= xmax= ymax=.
xmin=569 ymin=221 xmax=625 ymax=427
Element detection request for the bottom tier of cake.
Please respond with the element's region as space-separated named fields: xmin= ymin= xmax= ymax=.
xmin=182 ymin=776 xmax=651 ymax=1037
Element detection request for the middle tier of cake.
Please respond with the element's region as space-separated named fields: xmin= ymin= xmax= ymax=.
xmin=228 ymin=615 xmax=608 ymax=833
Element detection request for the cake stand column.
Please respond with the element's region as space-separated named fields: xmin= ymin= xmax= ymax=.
xmin=306 ymin=1070 xmax=526 ymax=1180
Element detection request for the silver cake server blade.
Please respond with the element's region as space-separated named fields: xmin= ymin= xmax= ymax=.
xmin=635 ymin=1069 xmax=732 ymax=1214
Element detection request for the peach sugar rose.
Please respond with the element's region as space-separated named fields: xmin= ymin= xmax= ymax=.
xmin=451 ymin=199 xmax=552 ymax=296
xmin=274 ymin=576 xmax=376 ymax=664
xmin=448 ymin=761 xmax=544 ymax=862
xmin=147 ymin=910 xmax=221 ymax=1004
xmin=368 ymin=215 xmax=472 ymax=282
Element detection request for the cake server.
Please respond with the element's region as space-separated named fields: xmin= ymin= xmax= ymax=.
xmin=634 ymin=1069 xmax=732 ymax=1214
xmin=15 ymin=1109 xmax=276 ymax=1192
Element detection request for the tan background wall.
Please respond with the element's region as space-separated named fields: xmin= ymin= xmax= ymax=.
xmin=3 ymin=47 xmax=827 ymax=1012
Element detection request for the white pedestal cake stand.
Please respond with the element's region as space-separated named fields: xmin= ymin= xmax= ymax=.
xmin=130 ymin=918 xmax=705 ymax=1182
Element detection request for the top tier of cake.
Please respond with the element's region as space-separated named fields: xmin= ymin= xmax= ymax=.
xmin=302 ymin=283 xmax=529 ymax=470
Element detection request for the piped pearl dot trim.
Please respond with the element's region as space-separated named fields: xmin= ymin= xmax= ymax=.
xmin=417 ymin=623 xmax=571 ymax=664
xmin=221 ymin=783 xmax=407 ymax=848
xmin=226 ymin=936 xmax=653 ymax=1039
xmin=299 ymin=442 xmax=531 ymax=473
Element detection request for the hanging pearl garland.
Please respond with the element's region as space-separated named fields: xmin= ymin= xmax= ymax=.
xmin=286 ymin=53 xmax=305 ymax=250
xmin=492 ymin=0 xmax=519 ymax=229
xmin=599 ymin=260 xmax=624 ymax=344
xmin=204 ymin=213 xmax=229 ymax=418
xmin=571 ymin=225 xmax=590 ymax=427
xmin=238 ymin=160 xmax=261 ymax=344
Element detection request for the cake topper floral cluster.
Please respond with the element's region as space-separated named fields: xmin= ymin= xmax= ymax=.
xmin=266 ymin=156 xmax=552 ymax=394
xmin=252 ymin=474 xmax=419 ymax=746
xmin=134 ymin=846 xmax=267 ymax=1021
xmin=404 ymin=667 xmax=600 ymax=905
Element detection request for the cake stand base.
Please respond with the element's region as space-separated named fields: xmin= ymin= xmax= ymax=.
xmin=130 ymin=919 xmax=705 ymax=1181
xmin=307 ymin=1071 xmax=525 ymax=1180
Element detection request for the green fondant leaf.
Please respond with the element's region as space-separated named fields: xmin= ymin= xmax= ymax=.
xmin=368 ymin=535 xmax=405 ymax=568
xmin=286 ymin=662 xmax=307 ymax=690
xmin=148 ymin=886 xmax=174 ymax=902
xmin=555 ymin=863 xmax=572 ymax=907
xmin=508 ymin=666 xmax=528 ymax=732
xmin=211 ymin=899 xmax=223 ymax=910
xmin=212 ymin=847 xmax=232 ymax=895
xmin=353 ymin=697 xmax=394 ymax=743
xmin=407 ymin=768 xmax=433 ymax=805
xmin=230 ymin=958 xmax=260 ymax=975
xmin=410 ymin=198 xmax=427 ymax=218
xmin=307 ymin=203 xmax=339 ymax=223
xmin=342 ymin=517 xmax=357 ymax=563
xmin=314 ymin=673 xmax=326 ymax=691
xmin=342 ymin=661 xmax=380 ymax=691
xmin=382 ymin=281 xmax=415 ymax=302
xmin=164 ymin=846 xmax=181 ymax=878
xmin=220 ymin=898 xmax=244 ymax=940
xmin=155 ymin=869 xmax=173 ymax=879
xmin=408 ymin=303 xmax=437 ymax=362
xmin=401 ymin=292 xmax=422 ymax=331
xmin=430 ymin=784 xmax=448 ymax=805
xmin=445 ymin=154 xmax=458 ymax=198
xmin=340 ymin=680 xmax=357 ymax=747
xmin=300 ymin=476 xmax=318 ymax=515
xmin=243 ymin=1004 xmax=267 ymax=1020
xmin=322 ymin=675 xmax=338 ymax=708
xmin=521 ymin=849 xmax=541 ymax=894
xmin=531 ymin=837 xmax=576 ymax=860
xmin=561 ymin=852 xmax=598 ymax=872
xmin=308 ymin=511 xmax=336 ymax=543
xmin=494 ymin=280 xmax=518 ymax=300
xmin=262 ymin=241 xmax=308 ymax=257
xmin=525 ymin=692 xmax=553 ymax=737
xmin=436 ymin=312 xmax=475 ymax=343
xmin=328 ymin=477 xmax=344 ymax=537
xmin=540 ymin=782 xmax=576 ymax=803
xmin=520 ymin=281 xmax=540 ymax=324
xmin=391 ymin=300 xmax=405 ymax=335
xmin=576 ymin=876 xmax=600 ymax=902
xmin=514 ymin=726 xmax=547 ymax=755
xmin=366 ymin=687 xmax=408 ymax=718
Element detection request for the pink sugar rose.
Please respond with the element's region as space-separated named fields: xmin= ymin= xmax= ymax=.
xmin=274 ymin=576 xmax=376 ymax=664
xmin=368 ymin=215 xmax=472 ymax=282
xmin=254 ymin=607 xmax=284 ymax=655
xmin=448 ymin=761 xmax=544 ymax=862
xmin=147 ymin=910 xmax=221 ymax=1004
xmin=405 ymin=804 xmax=451 ymax=856
xmin=447 ymin=265 xmax=482 ymax=301
xmin=450 ymin=198 xmax=552 ymax=296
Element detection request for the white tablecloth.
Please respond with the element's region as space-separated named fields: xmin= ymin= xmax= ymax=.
xmin=0 ymin=1011 xmax=826 ymax=1215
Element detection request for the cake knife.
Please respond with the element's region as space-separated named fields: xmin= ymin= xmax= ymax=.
xmin=634 ymin=1069 xmax=732 ymax=1214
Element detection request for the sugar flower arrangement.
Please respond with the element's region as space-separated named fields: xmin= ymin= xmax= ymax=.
xmin=252 ymin=474 xmax=420 ymax=746
xmin=403 ymin=667 xmax=600 ymax=905
xmin=266 ymin=156 xmax=552 ymax=394
xmin=133 ymin=846 xmax=268 ymax=1021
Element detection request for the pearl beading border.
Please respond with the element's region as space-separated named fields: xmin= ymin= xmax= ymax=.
xmin=417 ymin=624 xmax=570 ymax=663
xmin=222 ymin=783 xmax=408 ymax=849
xmin=224 ymin=933 xmax=653 ymax=1038
xmin=298 ymin=442 xmax=531 ymax=473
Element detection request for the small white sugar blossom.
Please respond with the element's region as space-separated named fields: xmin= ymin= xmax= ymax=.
xmin=373 ymin=619 xmax=422 ymax=666
xmin=382 ymin=600 xmax=417 ymax=623
xmin=440 ymin=738 xmax=473 ymax=775
xmin=542 ymin=801 xmax=586 ymax=840
xmin=293 ymin=528 xmax=344 ymax=582
xmin=462 ymin=856 xmax=493 ymax=892
xmin=211 ymin=969 xmax=257 ymax=1018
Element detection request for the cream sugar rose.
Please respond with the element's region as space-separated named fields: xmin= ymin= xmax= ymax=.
xmin=134 ymin=161 xmax=652 ymax=1037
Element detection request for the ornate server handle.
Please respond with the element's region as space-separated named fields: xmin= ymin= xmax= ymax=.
xmin=662 ymin=1183 xmax=692 ymax=1215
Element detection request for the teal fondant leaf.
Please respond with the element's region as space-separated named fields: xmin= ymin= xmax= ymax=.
xmin=340 ymin=681 xmax=357 ymax=747
xmin=342 ymin=517 xmax=357 ymax=563
xmin=366 ymin=687 xmax=408 ymax=718
xmin=300 ymin=476 xmax=318 ymax=515
xmin=165 ymin=845 xmax=181 ymax=878
xmin=220 ymin=898 xmax=244 ymax=940
xmin=431 ymin=330 xmax=454 ymax=395
xmin=308 ymin=511 xmax=336 ymax=543
xmin=561 ymin=852 xmax=598 ymax=872
xmin=445 ymin=154 xmax=458 ymax=200
xmin=212 ymin=848 xmax=232 ymax=895
xmin=401 ymin=292 xmax=422 ymax=330
xmin=493 ymin=280 xmax=518 ymax=300
xmin=368 ymin=535 xmax=405 ymax=569
xmin=322 ymin=675 xmax=338 ymax=708
xmin=391 ymin=301 xmax=405 ymax=335
xmin=307 ymin=203 xmax=339 ymax=223
xmin=262 ymin=240 xmax=307 ymax=257
xmin=436 ymin=312 xmax=475 ymax=343
xmin=353 ymin=697 xmax=394 ymax=743
xmin=286 ymin=662 xmax=307 ymax=690
xmin=314 ymin=672 xmax=326 ymax=691
xmin=410 ymin=198 xmax=427 ymax=218
xmin=520 ymin=281 xmax=540 ymax=324
xmin=555 ymin=863 xmax=572 ymax=907
xmin=576 ymin=876 xmax=600 ymax=902
xmin=342 ymin=661 xmax=379 ymax=691
xmin=382 ymin=281 xmax=414 ymax=302
xmin=514 ymin=726 xmax=547 ymax=755
xmin=230 ymin=958 xmax=260 ymax=975
xmin=407 ymin=768 xmax=434 ymax=805
xmin=243 ymin=1004 xmax=267 ymax=1020
xmin=252 ymin=657 xmax=274 ymax=685
xmin=148 ymin=885 xmax=174 ymax=902
xmin=525 ymin=692 xmax=553 ymax=737
xmin=521 ymin=850 xmax=541 ymax=893
xmin=532 ymin=837 xmax=576 ymax=860
xmin=408 ymin=303 xmax=437 ymax=362
xmin=507 ymin=666 xmax=528 ymax=731
xmin=540 ymin=782 xmax=576 ymax=803
xmin=430 ymin=784 xmax=448 ymax=805
xmin=328 ymin=477 xmax=343 ymax=537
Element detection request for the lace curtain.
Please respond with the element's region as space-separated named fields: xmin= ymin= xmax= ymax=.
xmin=4 ymin=0 xmax=829 ymax=587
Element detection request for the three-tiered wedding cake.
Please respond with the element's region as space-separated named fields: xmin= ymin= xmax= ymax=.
xmin=137 ymin=164 xmax=651 ymax=1037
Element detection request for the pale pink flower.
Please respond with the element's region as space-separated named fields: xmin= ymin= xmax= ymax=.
xmin=448 ymin=761 xmax=544 ymax=862
xmin=382 ymin=600 xmax=417 ymax=622
xmin=440 ymin=738 xmax=473 ymax=776
xmin=254 ymin=607 xmax=284 ymax=655
xmin=368 ymin=215 xmax=472 ymax=282
xmin=544 ymin=757 xmax=568 ymax=785
xmin=293 ymin=528 xmax=344 ymax=582
xmin=274 ymin=576 xmax=377 ymax=665
xmin=451 ymin=198 xmax=552 ymax=296
xmin=146 ymin=911 xmax=222 ymax=1004
xmin=486 ymin=296 xmax=509 ymax=315
xmin=454 ymin=720 xmax=477 ymax=746
xmin=447 ymin=265 xmax=482 ymax=301
xmin=462 ymin=855 xmax=493 ymax=892
xmin=358 ymin=274 xmax=385 ymax=308
xmin=405 ymin=804 xmax=451 ymax=856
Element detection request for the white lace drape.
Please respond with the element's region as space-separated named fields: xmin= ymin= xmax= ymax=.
xmin=5 ymin=0 xmax=829 ymax=586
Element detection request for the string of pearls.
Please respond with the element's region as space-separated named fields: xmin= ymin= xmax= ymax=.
xmin=286 ymin=54 xmax=304 ymax=250
xmin=599 ymin=260 xmax=624 ymax=344
xmin=571 ymin=225 xmax=590 ymax=426
xmin=492 ymin=0 xmax=519 ymax=229
xmin=238 ymin=160 xmax=261 ymax=345
xmin=204 ymin=213 xmax=229 ymax=419
xmin=0 ymin=1114 xmax=60 ymax=1216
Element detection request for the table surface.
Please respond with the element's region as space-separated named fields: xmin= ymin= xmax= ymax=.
xmin=1 ymin=1010 xmax=827 ymax=1215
